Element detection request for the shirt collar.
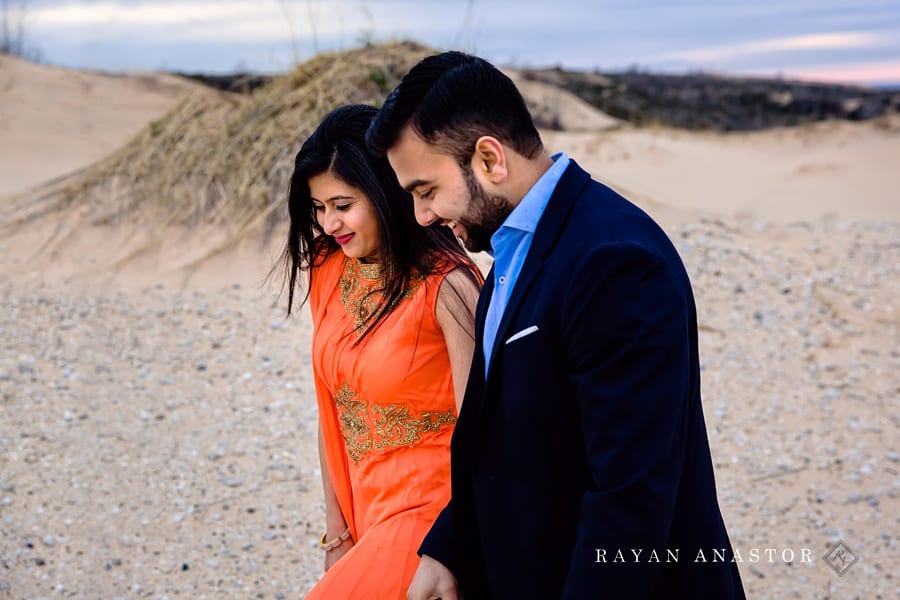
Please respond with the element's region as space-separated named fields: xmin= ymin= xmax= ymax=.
xmin=496 ymin=152 xmax=570 ymax=237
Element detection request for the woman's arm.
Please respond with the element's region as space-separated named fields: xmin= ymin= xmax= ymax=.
xmin=318 ymin=423 xmax=353 ymax=569
xmin=435 ymin=267 xmax=481 ymax=412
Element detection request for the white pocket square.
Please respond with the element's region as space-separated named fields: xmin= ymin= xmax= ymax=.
xmin=505 ymin=325 xmax=539 ymax=345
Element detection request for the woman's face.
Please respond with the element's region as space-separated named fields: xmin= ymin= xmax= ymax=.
xmin=309 ymin=170 xmax=381 ymax=264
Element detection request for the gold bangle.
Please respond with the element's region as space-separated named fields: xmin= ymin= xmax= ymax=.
xmin=320 ymin=527 xmax=351 ymax=552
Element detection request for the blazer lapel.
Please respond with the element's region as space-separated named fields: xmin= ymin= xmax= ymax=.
xmin=484 ymin=161 xmax=592 ymax=380
xmin=458 ymin=264 xmax=493 ymax=423
xmin=475 ymin=264 xmax=495 ymax=340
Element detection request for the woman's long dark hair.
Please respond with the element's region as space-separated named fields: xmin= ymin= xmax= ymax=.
xmin=281 ymin=104 xmax=478 ymax=340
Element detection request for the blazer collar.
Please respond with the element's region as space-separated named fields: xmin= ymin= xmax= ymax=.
xmin=484 ymin=160 xmax=592 ymax=377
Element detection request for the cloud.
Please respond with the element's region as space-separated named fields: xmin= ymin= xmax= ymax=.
xmin=33 ymin=1 xmax=251 ymax=28
xmin=30 ymin=1 xmax=372 ymax=42
xmin=29 ymin=0 xmax=462 ymax=42
xmin=23 ymin=0 xmax=900 ymax=83
xmin=26 ymin=0 xmax=473 ymax=71
xmin=781 ymin=58 xmax=900 ymax=85
xmin=664 ymin=31 xmax=888 ymax=63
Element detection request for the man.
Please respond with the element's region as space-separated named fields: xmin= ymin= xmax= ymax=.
xmin=366 ymin=51 xmax=745 ymax=600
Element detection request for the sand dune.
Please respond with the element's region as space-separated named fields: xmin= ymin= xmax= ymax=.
xmin=504 ymin=68 xmax=626 ymax=132
xmin=0 ymin=54 xmax=199 ymax=197
xmin=545 ymin=116 xmax=900 ymax=229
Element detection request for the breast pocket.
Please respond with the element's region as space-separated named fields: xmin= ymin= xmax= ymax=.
xmin=504 ymin=325 xmax=540 ymax=346
xmin=496 ymin=324 xmax=546 ymax=376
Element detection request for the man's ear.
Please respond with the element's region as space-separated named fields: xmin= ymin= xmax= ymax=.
xmin=472 ymin=136 xmax=508 ymax=184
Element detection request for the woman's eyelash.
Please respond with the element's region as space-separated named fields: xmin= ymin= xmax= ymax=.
xmin=313 ymin=203 xmax=351 ymax=211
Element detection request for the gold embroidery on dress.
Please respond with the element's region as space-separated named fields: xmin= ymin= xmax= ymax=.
xmin=333 ymin=382 xmax=456 ymax=464
xmin=357 ymin=262 xmax=382 ymax=280
xmin=338 ymin=259 xmax=423 ymax=335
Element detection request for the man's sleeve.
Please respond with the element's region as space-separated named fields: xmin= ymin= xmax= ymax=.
xmin=418 ymin=501 xmax=461 ymax=577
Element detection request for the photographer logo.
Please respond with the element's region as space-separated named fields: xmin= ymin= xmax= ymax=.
xmin=823 ymin=540 xmax=859 ymax=576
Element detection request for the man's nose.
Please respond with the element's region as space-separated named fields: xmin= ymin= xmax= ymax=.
xmin=414 ymin=202 xmax=438 ymax=227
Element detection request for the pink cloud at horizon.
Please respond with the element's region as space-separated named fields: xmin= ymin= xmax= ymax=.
xmin=775 ymin=61 xmax=900 ymax=87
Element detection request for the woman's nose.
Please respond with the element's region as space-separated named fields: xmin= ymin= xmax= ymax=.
xmin=321 ymin=209 xmax=341 ymax=235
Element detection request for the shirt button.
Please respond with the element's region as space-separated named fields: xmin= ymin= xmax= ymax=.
xmin=498 ymin=276 xmax=507 ymax=285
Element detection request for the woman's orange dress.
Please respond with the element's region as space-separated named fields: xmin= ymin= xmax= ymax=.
xmin=306 ymin=249 xmax=460 ymax=599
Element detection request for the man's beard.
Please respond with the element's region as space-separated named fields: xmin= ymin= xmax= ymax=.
xmin=458 ymin=165 xmax=513 ymax=253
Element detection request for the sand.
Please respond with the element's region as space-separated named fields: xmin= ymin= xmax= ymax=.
xmin=1 ymin=58 xmax=898 ymax=599
xmin=0 ymin=54 xmax=198 ymax=198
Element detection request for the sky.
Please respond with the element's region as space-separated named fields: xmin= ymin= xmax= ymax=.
xmin=13 ymin=0 xmax=900 ymax=86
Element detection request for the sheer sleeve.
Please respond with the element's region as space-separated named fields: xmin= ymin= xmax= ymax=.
xmin=435 ymin=267 xmax=481 ymax=411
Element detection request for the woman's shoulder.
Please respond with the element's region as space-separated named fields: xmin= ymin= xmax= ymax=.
xmin=427 ymin=251 xmax=482 ymax=282
xmin=420 ymin=252 xmax=483 ymax=313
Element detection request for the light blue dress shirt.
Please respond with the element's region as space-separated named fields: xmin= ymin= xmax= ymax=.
xmin=483 ymin=152 xmax=570 ymax=375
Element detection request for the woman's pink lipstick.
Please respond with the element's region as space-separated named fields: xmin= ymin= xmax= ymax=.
xmin=334 ymin=233 xmax=355 ymax=245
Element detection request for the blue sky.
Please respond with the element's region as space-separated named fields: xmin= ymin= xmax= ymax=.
xmin=18 ymin=0 xmax=900 ymax=85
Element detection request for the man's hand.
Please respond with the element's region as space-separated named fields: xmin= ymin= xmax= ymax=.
xmin=408 ymin=554 xmax=459 ymax=600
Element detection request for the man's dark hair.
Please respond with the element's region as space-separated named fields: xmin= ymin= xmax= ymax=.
xmin=366 ymin=51 xmax=542 ymax=165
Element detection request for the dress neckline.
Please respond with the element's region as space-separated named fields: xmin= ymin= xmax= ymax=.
xmin=353 ymin=259 xmax=383 ymax=281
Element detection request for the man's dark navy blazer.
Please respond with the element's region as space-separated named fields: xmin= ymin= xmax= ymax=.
xmin=419 ymin=161 xmax=746 ymax=599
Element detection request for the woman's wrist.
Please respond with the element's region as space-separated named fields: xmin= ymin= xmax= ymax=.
xmin=320 ymin=526 xmax=351 ymax=552
xmin=325 ymin=516 xmax=348 ymax=535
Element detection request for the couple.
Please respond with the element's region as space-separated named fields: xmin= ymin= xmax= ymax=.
xmin=282 ymin=52 xmax=746 ymax=599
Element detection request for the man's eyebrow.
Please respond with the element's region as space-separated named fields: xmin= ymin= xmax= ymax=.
xmin=402 ymin=179 xmax=430 ymax=194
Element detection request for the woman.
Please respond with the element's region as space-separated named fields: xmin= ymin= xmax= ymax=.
xmin=281 ymin=105 xmax=481 ymax=599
